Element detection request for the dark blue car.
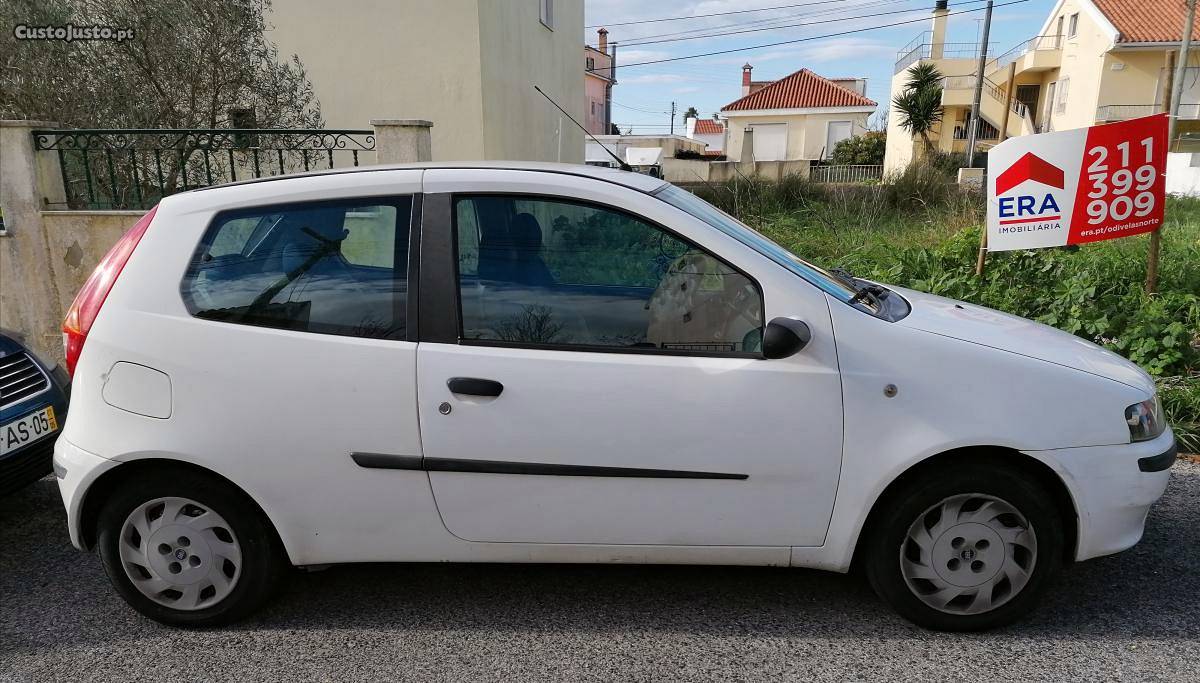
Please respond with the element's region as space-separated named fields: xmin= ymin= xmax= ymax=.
xmin=0 ymin=330 xmax=70 ymax=496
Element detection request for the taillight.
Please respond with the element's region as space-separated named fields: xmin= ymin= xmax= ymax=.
xmin=63 ymin=205 xmax=158 ymax=376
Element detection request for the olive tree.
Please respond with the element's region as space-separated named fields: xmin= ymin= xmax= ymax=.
xmin=1 ymin=0 xmax=323 ymax=205
xmin=0 ymin=0 xmax=321 ymax=128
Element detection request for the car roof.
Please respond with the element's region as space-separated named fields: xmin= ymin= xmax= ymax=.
xmin=187 ymin=161 xmax=669 ymax=196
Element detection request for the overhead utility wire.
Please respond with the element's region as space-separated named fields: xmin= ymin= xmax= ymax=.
xmin=620 ymin=0 xmax=988 ymax=47
xmin=618 ymin=0 xmax=1029 ymax=68
xmin=613 ymin=0 xmax=903 ymax=43
xmin=587 ymin=0 xmax=850 ymax=28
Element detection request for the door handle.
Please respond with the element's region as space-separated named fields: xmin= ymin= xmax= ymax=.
xmin=447 ymin=377 xmax=504 ymax=397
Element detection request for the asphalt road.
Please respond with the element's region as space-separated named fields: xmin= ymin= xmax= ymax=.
xmin=2 ymin=461 xmax=1198 ymax=682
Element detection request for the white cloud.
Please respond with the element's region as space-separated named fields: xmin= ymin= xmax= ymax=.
xmin=615 ymin=49 xmax=673 ymax=64
xmin=792 ymin=38 xmax=894 ymax=63
xmin=621 ymin=73 xmax=691 ymax=84
xmin=706 ymin=49 xmax=801 ymax=65
xmin=672 ymin=86 xmax=702 ymax=94
xmin=704 ymin=38 xmax=893 ymax=68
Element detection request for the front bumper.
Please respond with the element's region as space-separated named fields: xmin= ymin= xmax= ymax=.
xmin=0 ymin=435 xmax=57 ymax=496
xmin=53 ymin=437 xmax=120 ymax=550
xmin=1028 ymin=428 xmax=1176 ymax=562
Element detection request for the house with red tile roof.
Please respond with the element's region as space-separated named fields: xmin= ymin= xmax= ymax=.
xmin=883 ymin=0 xmax=1200 ymax=193
xmin=685 ymin=117 xmax=726 ymax=155
xmin=717 ymin=65 xmax=877 ymax=162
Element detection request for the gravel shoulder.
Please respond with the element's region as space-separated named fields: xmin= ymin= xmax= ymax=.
xmin=2 ymin=461 xmax=1198 ymax=682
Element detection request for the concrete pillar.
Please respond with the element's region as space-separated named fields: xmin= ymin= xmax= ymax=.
xmin=957 ymin=167 xmax=985 ymax=189
xmin=740 ymin=127 xmax=755 ymax=164
xmin=371 ymin=119 xmax=433 ymax=164
xmin=0 ymin=120 xmax=65 ymax=362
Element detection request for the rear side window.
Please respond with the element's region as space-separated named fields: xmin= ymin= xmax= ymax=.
xmin=182 ymin=197 xmax=411 ymax=340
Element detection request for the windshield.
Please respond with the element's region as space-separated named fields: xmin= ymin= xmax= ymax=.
xmin=654 ymin=184 xmax=858 ymax=302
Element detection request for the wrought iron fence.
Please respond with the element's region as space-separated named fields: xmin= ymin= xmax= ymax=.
xmin=32 ymin=128 xmax=376 ymax=210
xmin=810 ymin=165 xmax=884 ymax=184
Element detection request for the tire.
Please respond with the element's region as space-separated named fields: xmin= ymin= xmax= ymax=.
xmin=96 ymin=468 xmax=287 ymax=627
xmin=863 ymin=461 xmax=1064 ymax=631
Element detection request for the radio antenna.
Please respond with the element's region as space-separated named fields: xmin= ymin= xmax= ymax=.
xmin=534 ymin=84 xmax=631 ymax=171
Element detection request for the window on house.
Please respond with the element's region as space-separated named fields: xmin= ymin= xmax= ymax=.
xmin=540 ymin=0 xmax=553 ymax=29
xmin=1068 ymin=13 xmax=1079 ymax=38
xmin=586 ymin=56 xmax=594 ymax=71
xmin=1056 ymin=78 xmax=1070 ymax=114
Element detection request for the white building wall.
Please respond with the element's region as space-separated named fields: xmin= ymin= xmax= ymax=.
xmin=1166 ymin=152 xmax=1200 ymax=196
xmin=267 ymin=0 xmax=583 ymax=162
xmin=693 ymin=132 xmax=723 ymax=152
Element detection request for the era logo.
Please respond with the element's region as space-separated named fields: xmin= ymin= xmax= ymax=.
xmin=994 ymin=152 xmax=1066 ymax=224
xmin=999 ymin=194 xmax=1061 ymax=218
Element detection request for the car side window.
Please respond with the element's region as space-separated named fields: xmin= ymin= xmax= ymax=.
xmin=453 ymin=195 xmax=763 ymax=354
xmin=182 ymin=197 xmax=411 ymax=340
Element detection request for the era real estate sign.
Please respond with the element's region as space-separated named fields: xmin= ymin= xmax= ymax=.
xmin=986 ymin=114 xmax=1167 ymax=251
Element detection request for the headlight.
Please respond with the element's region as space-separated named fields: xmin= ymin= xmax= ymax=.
xmin=1125 ymin=396 xmax=1165 ymax=442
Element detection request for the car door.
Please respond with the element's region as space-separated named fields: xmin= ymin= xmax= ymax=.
xmin=415 ymin=169 xmax=844 ymax=547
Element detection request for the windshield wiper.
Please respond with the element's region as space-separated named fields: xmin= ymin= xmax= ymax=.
xmin=832 ymin=267 xmax=887 ymax=309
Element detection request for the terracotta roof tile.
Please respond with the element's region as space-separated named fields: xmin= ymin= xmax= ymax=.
xmin=721 ymin=68 xmax=876 ymax=111
xmin=1092 ymin=0 xmax=1200 ymax=43
xmin=693 ymin=119 xmax=724 ymax=134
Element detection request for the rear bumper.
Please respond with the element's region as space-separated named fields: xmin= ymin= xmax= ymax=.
xmin=1028 ymin=429 xmax=1175 ymax=562
xmin=52 ymin=437 xmax=120 ymax=550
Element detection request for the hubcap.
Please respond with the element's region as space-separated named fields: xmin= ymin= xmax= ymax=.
xmin=899 ymin=493 xmax=1037 ymax=615
xmin=118 ymin=497 xmax=242 ymax=611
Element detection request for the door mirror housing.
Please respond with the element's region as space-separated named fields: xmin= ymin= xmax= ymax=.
xmin=762 ymin=317 xmax=811 ymax=359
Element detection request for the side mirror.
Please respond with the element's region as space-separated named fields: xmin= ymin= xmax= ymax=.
xmin=762 ymin=317 xmax=812 ymax=359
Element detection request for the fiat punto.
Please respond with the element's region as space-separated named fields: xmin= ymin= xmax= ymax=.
xmin=53 ymin=162 xmax=1175 ymax=630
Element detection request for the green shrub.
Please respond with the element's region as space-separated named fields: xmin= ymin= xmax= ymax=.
xmin=1159 ymin=376 xmax=1200 ymax=453
xmin=830 ymin=131 xmax=886 ymax=165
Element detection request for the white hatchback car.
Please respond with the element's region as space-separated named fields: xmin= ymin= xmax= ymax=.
xmin=54 ymin=162 xmax=1175 ymax=631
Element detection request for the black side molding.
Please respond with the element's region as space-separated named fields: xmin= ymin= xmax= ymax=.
xmin=1137 ymin=441 xmax=1178 ymax=472
xmin=351 ymin=453 xmax=746 ymax=480
xmin=350 ymin=452 xmax=423 ymax=470
xmin=424 ymin=457 xmax=747 ymax=479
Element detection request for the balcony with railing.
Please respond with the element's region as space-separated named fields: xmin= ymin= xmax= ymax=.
xmin=1096 ymin=104 xmax=1200 ymax=122
xmin=986 ymin=34 xmax=1061 ymax=77
xmin=894 ymin=31 xmax=994 ymax=73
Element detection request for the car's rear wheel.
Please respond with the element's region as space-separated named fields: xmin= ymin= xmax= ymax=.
xmin=863 ymin=462 xmax=1064 ymax=631
xmin=97 ymin=469 xmax=285 ymax=627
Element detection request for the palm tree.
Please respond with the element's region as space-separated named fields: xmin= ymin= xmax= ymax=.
xmin=892 ymin=63 xmax=944 ymax=151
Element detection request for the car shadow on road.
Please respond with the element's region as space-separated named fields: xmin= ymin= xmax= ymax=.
xmin=2 ymin=463 xmax=1196 ymax=647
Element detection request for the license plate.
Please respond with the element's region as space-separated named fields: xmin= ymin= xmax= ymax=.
xmin=0 ymin=406 xmax=58 ymax=456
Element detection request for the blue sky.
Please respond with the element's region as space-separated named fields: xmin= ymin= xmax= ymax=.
xmin=583 ymin=0 xmax=1058 ymax=132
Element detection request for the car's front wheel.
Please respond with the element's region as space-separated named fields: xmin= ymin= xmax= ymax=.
xmin=97 ymin=469 xmax=285 ymax=627
xmin=863 ymin=461 xmax=1065 ymax=631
